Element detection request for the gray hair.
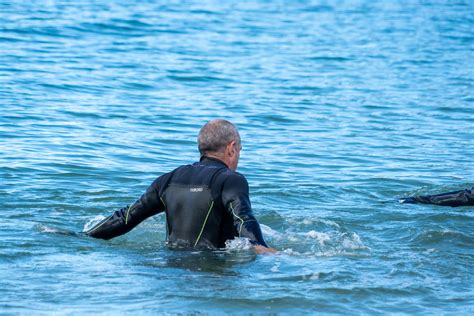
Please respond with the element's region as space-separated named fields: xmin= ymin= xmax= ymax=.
xmin=198 ymin=119 xmax=240 ymax=156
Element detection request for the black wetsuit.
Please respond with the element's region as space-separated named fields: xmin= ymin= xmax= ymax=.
xmin=400 ymin=187 xmax=474 ymax=207
xmin=85 ymin=157 xmax=268 ymax=249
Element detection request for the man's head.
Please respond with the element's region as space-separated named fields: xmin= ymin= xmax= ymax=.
xmin=198 ymin=119 xmax=242 ymax=171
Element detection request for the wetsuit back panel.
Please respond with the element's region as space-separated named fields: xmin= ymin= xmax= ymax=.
xmin=161 ymin=164 xmax=226 ymax=248
xmin=163 ymin=184 xmax=221 ymax=248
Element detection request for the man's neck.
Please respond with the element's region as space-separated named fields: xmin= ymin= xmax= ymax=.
xmin=201 ymin=155 xmax=229 ymax=168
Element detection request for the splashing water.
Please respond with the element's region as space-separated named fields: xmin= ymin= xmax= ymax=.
xmin=225 ymin=237 xmax=253 ymax=251
xmin=82 ymin=215 xmax=107 ymax=232
xmin=260 ymin=223 xmax=368 ymax=257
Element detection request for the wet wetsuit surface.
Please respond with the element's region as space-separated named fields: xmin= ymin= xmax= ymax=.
xmin=400 ymin=187 xmax=474 ymax=207
xmin=86 ymin=157 xmax=268 ymax=248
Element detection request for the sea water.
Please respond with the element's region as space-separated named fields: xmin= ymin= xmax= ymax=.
xmin=1 ymin=0 xmax=473 ymax=314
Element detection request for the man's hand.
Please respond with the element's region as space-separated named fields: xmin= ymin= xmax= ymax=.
xmin=254 ymin=245 xmax=277 ymax=254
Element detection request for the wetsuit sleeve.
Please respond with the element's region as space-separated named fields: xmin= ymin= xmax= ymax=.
xmin=221 ymin=173 xmax=269 ymax=247
xmin=85 ymin=176 xmax=166 ymax=239
xmin=401 ymin=187 xmax=474 ymax=207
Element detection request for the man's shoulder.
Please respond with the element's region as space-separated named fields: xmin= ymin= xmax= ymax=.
xmin=221 ymin=169 xmax=246 ymax=179
xmin=218 ymin=169 xmax=248 ymax=187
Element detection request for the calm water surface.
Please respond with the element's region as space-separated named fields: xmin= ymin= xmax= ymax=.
xmin=1 ymin=0 xmax=473 ymax=314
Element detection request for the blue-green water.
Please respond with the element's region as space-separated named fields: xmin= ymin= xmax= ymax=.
xmin=1 ymin=0 xmax=473 ymax=314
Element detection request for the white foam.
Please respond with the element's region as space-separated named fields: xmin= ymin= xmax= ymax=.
xmin=225 ymin=237 xmax=253 ymax=250
xmin=287 ymin=235 xmax=299 ymax=242
xmin=305 ymin=230 xmax=331 ymax=245
xmin=270 ymin=263 xmax=280 ymax=273
xmin=260 ymin=224 xmax=285 ymax=239
xmin=82 ymin=215 xmax=107 ymax=232
xmin=281 ymin=248 xmax=299 ymax=256
xmin=303 ymin=272 xmax=320 ymax=280
xmin=37 ymin=224 xmax=58 ymax=233
xmin=318 ymin=219 xmax=340 ymax=228
xmin=341 ymin=233 xmax=366 ymax=250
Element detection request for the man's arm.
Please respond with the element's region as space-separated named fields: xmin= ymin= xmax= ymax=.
xmin=221 ymin=173 xmax=272 ymax=249
xmin=85 ymin=177 xmax=166 ymax=239
xmin=400 ymin=187 xmax=474 ymax=207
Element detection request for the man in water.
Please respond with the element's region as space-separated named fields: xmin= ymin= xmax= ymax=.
xmin=85 ymin=119 xmax=275 ymax=253
xmin=400 ymin=187 xmax=474 ymax=207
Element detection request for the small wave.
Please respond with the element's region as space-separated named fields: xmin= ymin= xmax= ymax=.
xmin=305 ymin=230 xmax=331 ymax=245
xmin=265 ymin=271 xmax=324 ymax=282
xmin=427 ymin=213 xmax=474 ymax=222
xmin=412 ymin=229 xmax=473 ymax=245
xmin=260 ymin=224 xmax=288 ymax=240
xmin=261 ymin=224 xmax=368 ymax=257
xmin=36 ymin=224 xmax=61 ymax=234
xmin=286 ymin=217 xmax=340 ymax=228
xmin=35 ymin=224 xmax=80 ymax=237
xmin=341 ymin=233 xmax=366 ymax=250
xmin=308 ymin=56 xmax=350 ymax=62
xmin=167 ymin=74 xmax=225 ymax=83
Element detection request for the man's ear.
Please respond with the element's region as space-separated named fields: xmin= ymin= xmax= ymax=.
xmin=226 ymin=141 xmax=236 ymax=157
